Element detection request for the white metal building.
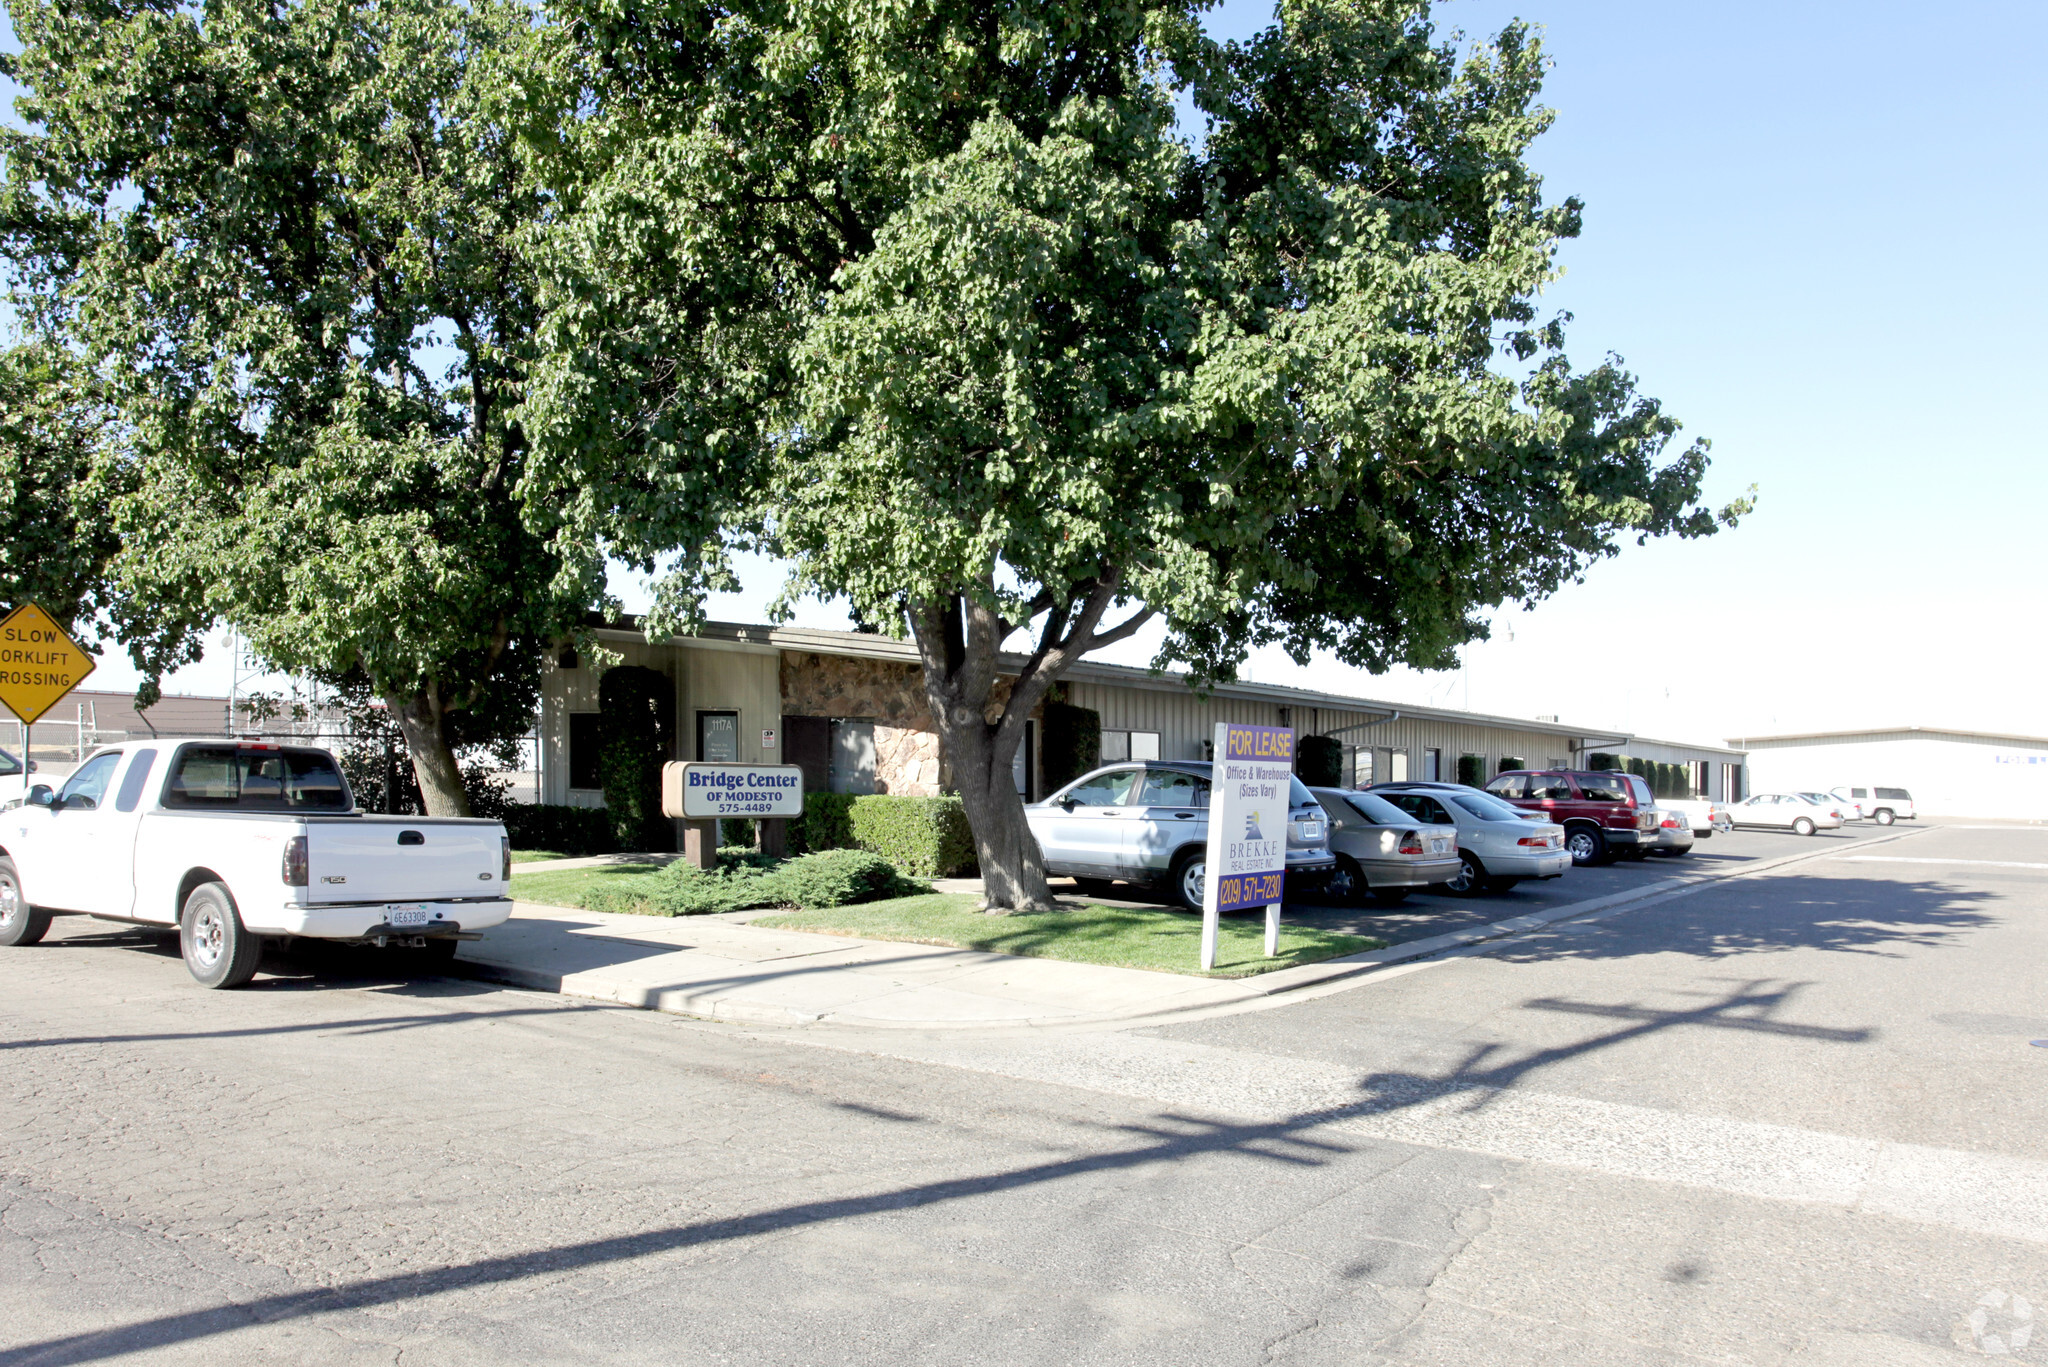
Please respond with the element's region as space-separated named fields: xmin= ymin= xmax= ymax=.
xmin=1729 ymin=726 xmax=2048 ymax=822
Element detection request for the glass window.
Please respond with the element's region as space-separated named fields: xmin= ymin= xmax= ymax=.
xmin=58 ymin=752 xmax=122 ymax=811
xmin=1576 ymin=775 xmax=1630 ymax=803
xmin=1063 ymin=768 xmax=1140 ymax=806
xmin=1423 ymin=748 xmax=1442 ymax=781
xmin=828 ymin=720 xmax=877 ymax=795
xmin=699 ymin=711 xmax=740 ymax=762
xmin=1849 ymin=788 xmax=1868 ymax=798
xmin=1289 ymin=776 xmax=1318 ymax=809
xmin=1353 ymin=750 xmax=1374 ymax=787
xmin=1100 ymin=731 xmax=1131 ymax=763
xmin=1130 ymin=731 xmax=1161 ymax=761
xmin=1137 ymin=769 xmax=1203 ymax=807
xmin=1531 ymin=774 xmax=1575 ymax=800
xmin=115 ymin=749 xmax=158 ymax=812
xmin=1382 ymin=791 xmax=1454 ymax=825
xmin=568 ymin=713 xmax=601 ymax=789
xmin=1486 ymin=774 xmax=1526 ymax=798
xmin=1449 ymin=792 xmax=1528 ymax=823
xmin=1875 ymin=787 xmax=1911 ymax=800
xmin=1626 ymin=776 xmax=1653 ymax=805
xmin=0 ymin=747 xmax=20 ymax=778
xmin=1341 ymin=792 xmax=1411 ymax=825
xmin=165 ymin=746 xmax=350 ymax=810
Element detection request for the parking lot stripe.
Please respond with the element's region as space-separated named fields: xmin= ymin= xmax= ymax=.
xmin=1840 ymin=856 xmax=2048 ymax=870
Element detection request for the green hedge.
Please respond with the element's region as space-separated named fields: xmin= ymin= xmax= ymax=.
xmin=1041 ymin=700 xmax=1101 ymax=792
xmin=1588 ymin=752 xmax=1619 ymax=771
xmin=501 ymin=803 xmax=619 ymax=856
xmin=1498 ymin=756 xmax=1526 ymax=773
xmin=583 ymin=848 xmax=922 ymax=916
xmin=598 ymin=666 xmax=674 ymax=852
xmin=787 ymin=792 xmax=976 ymax=877
xmin=1297 ymin=735 xmax=1344 ymax=787
xmin=1456 ymin=754 xmax=1486 ymax=787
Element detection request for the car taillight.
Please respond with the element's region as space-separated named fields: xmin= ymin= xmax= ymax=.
xmin=502 ymin=836 xmax=512 ymax=884
xmin=1517 ymin=835 xmax=1550 ymax=847
xmin=282 ymin=835 xmax=308 ymax=887
xmin=1397 ymin=831 xmax=1425 ymax=855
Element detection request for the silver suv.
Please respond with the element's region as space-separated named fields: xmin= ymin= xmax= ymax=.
xmin=1026 ymin=761 xmax=1336 ymax=912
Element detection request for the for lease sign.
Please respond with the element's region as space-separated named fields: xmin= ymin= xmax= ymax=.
xmin=1206 ymin=723 xmax=1293 ymax=912
xmin=0 ymin=603 xmax=95 ymax=726
xmin=662 ymin=762 xmax=805 ymax=820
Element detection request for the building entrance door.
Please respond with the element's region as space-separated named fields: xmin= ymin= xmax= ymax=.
xmin=698 ymin=711 xmax=739 ymax=762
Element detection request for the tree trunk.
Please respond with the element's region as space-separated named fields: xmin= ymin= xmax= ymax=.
xmin=389 ymin=689 xmax=471 ymax=817
xmin=908 ymin=582 xmax=1153 ymax=914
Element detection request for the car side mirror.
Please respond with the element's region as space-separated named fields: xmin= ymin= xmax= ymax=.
xmin=1060 ymin=797 xmax=1078 ymax=811
xmin=25 ymin=759 xmax=37 ymax=774
xmin=26 ymin=785 xmax=55 ymax=809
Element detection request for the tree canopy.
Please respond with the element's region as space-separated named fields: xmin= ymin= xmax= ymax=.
xmin=522 ymin=0 xmax=1745 ymax=908
xmin=0 ymin=341 xmax=125 ymax=639
xmin=0 ymin=0 xmax=603 ymax=810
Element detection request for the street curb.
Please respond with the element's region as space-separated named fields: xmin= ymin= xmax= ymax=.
xmin=466 ymin=825 xmax=1937 ymax=1032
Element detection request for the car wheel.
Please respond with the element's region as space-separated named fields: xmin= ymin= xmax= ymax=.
xmin=1873 ymin=809 xmax=1895 ymax=826
xmin=1368 ymin=887 xmax=1411 ymax=906
xmin=1325 ymin=856 xmax=1367 ymax=905
xmin=181 ymin=882 xmax=264 ymax=989
xmin=0 ymin=858 xmax=52 ymax=948
xmin=1442 ymin=852 xmax=1487 ymax=897
xmin=1565 ymin=826 xmax=1608 ymax=867
xmin=1792 ymin=817 xmax=1816 ymax=837
xmin=1169 ymin=852 xmax=1207 ymax=914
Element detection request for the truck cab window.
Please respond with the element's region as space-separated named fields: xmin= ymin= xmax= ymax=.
xmin=57 ymin=752 xmax=122 ymax=810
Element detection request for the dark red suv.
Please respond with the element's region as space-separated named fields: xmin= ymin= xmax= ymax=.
xmin=1484 ymin=770 xmax=1661 ymax=867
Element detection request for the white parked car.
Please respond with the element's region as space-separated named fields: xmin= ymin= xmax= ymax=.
xmin=1798 ymin=791 xmax=1859 ymax=824
xmin=1831 ymin=786 xmax=1915 ymax=825
xmin=1649 ymin=806 xmax=1695 ymax=855
xmin=1729 ymin=792 xmax=1843 ymax=836
xmin=0 ymin=739 xmax=512 ymax=988
xmin=1657 ymin=797 xmax=1731 ymax=836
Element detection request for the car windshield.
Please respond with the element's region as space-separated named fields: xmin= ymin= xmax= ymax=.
xmin=1447 ymin=791 xmax=1530 ymax=823
xmin=1340 ymin=792 xmax=1412 ymax=825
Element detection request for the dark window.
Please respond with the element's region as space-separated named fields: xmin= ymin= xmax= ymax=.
xmin=1383 ymin=791 xmax=1454 ymax=825
xmin=1531 ymin=774 xmax=1575 ymax=800
xmin=568 ymin=713 xmax=601 ymax=789
xmin=1137 ymin=769 xmax=1203 ymax=808
xmin=115 ymin=749 xmax=158 ymax=812
xmin=58 ymin=752 xmax=122 ymax=810
xmin=1576 ymin=774 xmax=1630 ymax=803
xmin=164 ymin=746 xmax=350 ymax=810
xmin=1850 ymin=787 xmax=1868 ymax=798
xmin=1341 ymin=792 xmax=1410 ymax=825
xmin=1875 ymin=787 xmax=1911 ymax=800
xmin=828 ymin=719 xmax=876 ymax=794
xmin=1486 ymin=774 xmax=1527 ymax=798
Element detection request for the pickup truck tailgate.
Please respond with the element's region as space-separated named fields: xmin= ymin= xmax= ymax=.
xmin=306 ymin=817 xmax=503 ymax=904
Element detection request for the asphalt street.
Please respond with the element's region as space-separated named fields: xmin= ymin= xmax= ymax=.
xmin=3 ymin=818 xmax=2046 ymax=1365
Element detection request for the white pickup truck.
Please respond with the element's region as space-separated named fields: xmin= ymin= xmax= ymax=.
xmin=0 ymin=738 xmax=512 ymax=988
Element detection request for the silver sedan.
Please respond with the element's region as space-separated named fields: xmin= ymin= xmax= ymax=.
xmin=1310 ymin=788 xmax=1462 ymax=905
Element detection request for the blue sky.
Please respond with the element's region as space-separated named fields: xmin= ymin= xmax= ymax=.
xmin=54 ymin=0 xmax=2048 ymax=744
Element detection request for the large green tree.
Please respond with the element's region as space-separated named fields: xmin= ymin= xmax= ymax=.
xmin=0 ymin=341 xmax=124 ymax=637
xmin=527 ymin=0 xmax=1746 ymax=909
xmin=0 ymin=0 xmax=601 ymax=812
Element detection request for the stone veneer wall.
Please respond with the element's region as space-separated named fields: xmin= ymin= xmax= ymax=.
xmin=779 ymin=650 xmax=1028 ymax=797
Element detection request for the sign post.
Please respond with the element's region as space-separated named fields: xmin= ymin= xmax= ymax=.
xmin=661 ymin=762 xmax=806 ymax=869
xmin=0 ymin=605 xmax=96 ymax=787
xmin=1200 ymin=723 xmax=1294 ymax=971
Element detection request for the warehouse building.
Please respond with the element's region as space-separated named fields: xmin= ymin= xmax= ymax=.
xmin=540 ymin=620 xmax=1745 ymax=806
xmin=1732 ymin=726 xmax=2048 ymax=822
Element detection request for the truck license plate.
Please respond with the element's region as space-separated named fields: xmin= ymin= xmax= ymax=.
xmin=389 ymin=905 xmax=430 ymax=928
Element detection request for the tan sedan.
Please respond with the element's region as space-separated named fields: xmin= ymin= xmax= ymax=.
xmin=1310 ymin=788 xmax=1462 ymax=906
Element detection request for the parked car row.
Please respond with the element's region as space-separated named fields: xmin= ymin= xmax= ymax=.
xmin=1723 ymin=785 xmax=1915 ymax=834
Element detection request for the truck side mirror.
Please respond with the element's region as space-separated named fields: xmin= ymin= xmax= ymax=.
xmin=26 ymin=785 xmax=55 ymax=809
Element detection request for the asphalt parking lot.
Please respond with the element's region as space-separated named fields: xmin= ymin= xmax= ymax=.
xmin=1061 ymin=819 xmax=1930 ymax=946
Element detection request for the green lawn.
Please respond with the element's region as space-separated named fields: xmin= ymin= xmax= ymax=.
xmin=509 ymin=848 xmax=574 ymax=864
xmin=755 ymin=893 xmax=1382 ymax=978
xmin=508 ymin=863 xmax=668 ymax=912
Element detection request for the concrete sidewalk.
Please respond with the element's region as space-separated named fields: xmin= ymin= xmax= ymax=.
xmin=455 ymin=903 xmax=1265 ymax=1029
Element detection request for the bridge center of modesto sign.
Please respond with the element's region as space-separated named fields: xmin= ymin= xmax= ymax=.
xmin=0 ymin=603 xmax=96 ymax=727
xmin=1201 ymin=722 xmax=1294 ymax=971
xmin=661 ymin=762 xmax=805 ymax=820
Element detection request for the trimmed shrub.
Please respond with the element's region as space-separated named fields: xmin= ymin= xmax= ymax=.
xmin=501 ymin=803 xmax=618 ymax=856
xmin=1041 ymin=700 xmax=1101 ymax=792
xmin=847 ymin=794 xmax=977 ymax=877
xmin=1588 ymin=753 xmax=1619 ymax=771
xmin=767 ymin=849 xmax=907 ymax=909
xmin=1456 ymin=754 xmax=1486 ymax=788
xmin=789 ymin=791 xmax=856 ymax=855
xmin=1297 ymin=735 xmax=1344 ymax=787
xmin=598 ymin=666 xmax=674 ymax=851
xmin=1498 ymin=756 xmax=1526 ymax=773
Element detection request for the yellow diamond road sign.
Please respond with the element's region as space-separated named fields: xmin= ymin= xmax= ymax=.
xmin=0 ymin=603 xmax=96 ymax=727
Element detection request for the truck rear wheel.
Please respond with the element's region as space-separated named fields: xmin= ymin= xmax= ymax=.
xmin=181 ymin=882 xmax=263 ymax=989
xmin=1873 ymin=808 xmax=1895 ymax=825
xmin=0 ymin=858 xmax=51 ymax=947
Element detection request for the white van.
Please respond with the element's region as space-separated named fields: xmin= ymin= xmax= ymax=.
xmin=1830 ymin=785 xmax=1916 ymax=825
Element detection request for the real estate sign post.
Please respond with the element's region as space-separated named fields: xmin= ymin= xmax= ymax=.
xmin=1201 ymin=723 xmax=1294 ymax=971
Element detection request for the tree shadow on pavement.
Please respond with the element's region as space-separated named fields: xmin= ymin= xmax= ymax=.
xmin=1479 ymin=874 xmax=1996 ymax=963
